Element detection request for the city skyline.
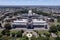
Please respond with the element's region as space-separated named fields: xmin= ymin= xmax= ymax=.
xmin=0 ymin=0 xmax=60 ymax=6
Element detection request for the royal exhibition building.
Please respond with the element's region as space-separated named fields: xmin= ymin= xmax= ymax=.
xmin=11 ymin=10 xmax=49 ymax=30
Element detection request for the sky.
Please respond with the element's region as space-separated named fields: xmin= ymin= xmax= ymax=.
xmin=0 ymin=0 xmax=60 ymax=6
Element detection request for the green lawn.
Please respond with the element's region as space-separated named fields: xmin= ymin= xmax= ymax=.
xmin=38 ymin=30 xmax=50 ymax=34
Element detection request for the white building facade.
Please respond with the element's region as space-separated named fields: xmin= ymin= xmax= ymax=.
xmin=11 ymin=10 xmax=49 ymax=30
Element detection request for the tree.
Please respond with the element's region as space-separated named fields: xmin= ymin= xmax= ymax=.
xmin=0 ymin=34 xmax=3 ymax=38
xmin=49 ymin=37 xmax=55 ymax=40
xmin=49 ymin=25 xmax=57 ymax=33
xmin=1 ymin=35 xmax=11 ymax=40
xmin=10 ymin=31 xmax=17 ymax=37
xmin=21 ymin=36 xmax=28 ymax=40
xmin=44 ymin=32 xmax=50 ymax=37
xmin=37 ymin=36 xmax=49 ymax=40
xmin=16 ymin=31 xmax=22 ymax=37
xmin=1 ymin=29 xmax=10 ymax=36
xmin=57 ymin=25 xmax=60 ymax=31
xmin=4 ymin=23 xmax=11 ymax=30
xmin=31 ymin=36 xmax=37 ymax=40
xmin=55 ymin=36 xmax=60 ymax=40
xmin=0 ymin=23 xmax=2 ymax=28
xmin=57 ymin=19 xmax=60 ymax=23
xmin=49 ymin=19 xmax=54 ymax=22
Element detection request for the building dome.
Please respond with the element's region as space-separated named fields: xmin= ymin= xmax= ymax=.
xmin=28 ymin=10 xmax=32 ymax=13
xmin=28 ymin=10 xmax=32 ymax=16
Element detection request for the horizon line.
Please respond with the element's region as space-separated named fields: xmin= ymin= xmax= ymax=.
xmin=0 ymin=5 xmax=60 ymax=6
